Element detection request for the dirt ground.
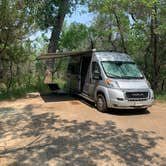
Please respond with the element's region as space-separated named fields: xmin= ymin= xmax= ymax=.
xmin=0 ymin=93 xmax=166 ymax=166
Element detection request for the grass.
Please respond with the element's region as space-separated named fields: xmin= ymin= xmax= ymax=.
xmin=0 ymin=83 xmax=49 ymax=101
xmin=53 ymin=78 xmax=69 ymax=92
xmin=0 ymin=77 xmax=68 ymax=101
xmin=155 ymin=92 xmax=166 ymax=102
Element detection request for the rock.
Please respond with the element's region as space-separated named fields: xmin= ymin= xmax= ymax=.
xmin=26 ymin=92 xmax=40 ymax=98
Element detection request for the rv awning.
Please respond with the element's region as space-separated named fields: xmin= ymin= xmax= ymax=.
xmin=37 ymin=50 xmax=93 ymax=60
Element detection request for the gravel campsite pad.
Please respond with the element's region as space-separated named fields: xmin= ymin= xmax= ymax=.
xmin=0 ymin=94 xmax=166 ymax=166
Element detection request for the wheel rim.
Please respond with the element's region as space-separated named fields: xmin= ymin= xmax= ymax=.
xmin=97 ymin=97 xmax=104 ymax=110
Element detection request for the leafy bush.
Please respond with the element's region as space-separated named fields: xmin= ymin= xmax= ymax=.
xmin=155 ymin=92 xmax=166 ymax=102
xmin=0 ymin=79 xmax=49 ymax=101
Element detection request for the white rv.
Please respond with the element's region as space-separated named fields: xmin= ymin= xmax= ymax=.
xmin=39 ymin=50 xmax=154 ymax=112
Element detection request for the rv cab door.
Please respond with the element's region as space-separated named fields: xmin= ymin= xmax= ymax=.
xmin=88 ymin=62 xmax=102 ymax=98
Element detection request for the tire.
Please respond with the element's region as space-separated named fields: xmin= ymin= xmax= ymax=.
xmin=96 ymin=94 xmax=108 ymax=113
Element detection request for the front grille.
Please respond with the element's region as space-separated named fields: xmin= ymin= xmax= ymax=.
xmin=126 ymin=92 xmax=149 ymax=101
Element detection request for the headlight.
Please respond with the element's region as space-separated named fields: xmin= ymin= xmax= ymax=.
xmin=105 ymin=79 xmax=120 ymax=89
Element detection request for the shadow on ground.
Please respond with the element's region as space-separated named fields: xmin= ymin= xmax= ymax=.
xmin=41 ymin=93 xmax=151 ymax=116
xmin=40 ymin=93 xmax=94 ymax=109
xmin=0 ymin=104 xmax=165 ymax=166
xmin=40 ymin=93 xmax=75 ymax=103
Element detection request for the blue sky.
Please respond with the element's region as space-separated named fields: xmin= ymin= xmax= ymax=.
xmin=65 ymin=5 xmax=94 ymax=26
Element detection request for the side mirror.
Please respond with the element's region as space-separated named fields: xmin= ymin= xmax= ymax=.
xmin=93 ymin=72 xmax=102 ymax=80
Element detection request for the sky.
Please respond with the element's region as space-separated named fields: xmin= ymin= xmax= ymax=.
xmin=65 ymin=5 xmax=94 ymax=26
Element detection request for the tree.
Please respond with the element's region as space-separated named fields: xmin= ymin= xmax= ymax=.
xmin=88 ymin=0 xmax=130 ymax=53
xmin=0 ymin=0 xmax=34 ymax=91
xmin=26 ymin=0 xmax=85 ymax=71
xmin=127 ymin=0 xmax=166 ymax=89
xmin=27 ymin=0 xmax=85 ymax=51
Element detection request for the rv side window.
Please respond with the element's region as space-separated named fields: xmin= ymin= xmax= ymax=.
xmin=92 ymin=62 xmax=100 ymax=74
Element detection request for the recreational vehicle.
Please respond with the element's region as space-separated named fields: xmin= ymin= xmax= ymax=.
xmin=39 ymin=50 xmax=154 ymax=112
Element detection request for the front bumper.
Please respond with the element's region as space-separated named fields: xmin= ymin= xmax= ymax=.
xmin=109 ymin=99 xmax=154 ymax=109
xmin=107 ymin=88 xmax=154 ymax=109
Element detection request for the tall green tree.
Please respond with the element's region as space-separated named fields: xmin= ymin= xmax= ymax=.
xmin=89 ymin=0 xmax=130 ymax=53
xmin=26 ymin=0 xmax=85 ymax=71
xmin=0 ymin=0 xmax=34 ymax=91
xmin=27 ymin=0 xmax=85 ymax=52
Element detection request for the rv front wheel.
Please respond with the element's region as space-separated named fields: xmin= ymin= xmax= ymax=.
xmin=96 ymin=94 xmax=107 ymax=113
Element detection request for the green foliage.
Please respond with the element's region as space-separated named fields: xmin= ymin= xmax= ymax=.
xmin=0 ymin=0 xmax=35 ymax=92
xmin=54 ymin=78 xmax=68 ymax=91
xmin=155 ymin=92 xmax=166 ymax=101
xmin=0 ymin=82 xmax=49 ymax=101
xmin=52 ymin=57 xmax=70 ymax=91
xmin=59 ymin=23 xmax=90 ymax=51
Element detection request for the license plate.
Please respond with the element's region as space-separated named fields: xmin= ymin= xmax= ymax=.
xmin=134 ymin=102 xmax=143 ymax=106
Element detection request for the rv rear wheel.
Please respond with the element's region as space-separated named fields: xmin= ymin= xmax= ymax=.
xmin=96 ymin=94 xmax=107 ymax=113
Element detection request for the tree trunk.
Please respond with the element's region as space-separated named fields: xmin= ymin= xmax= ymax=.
xmin=161 ymin=78 xmax=165 ymax=91
xmin=47 ymin=0 xmax=69 ymax=72
xmin=48 ymin=0 xmax=69 ymax=53
xmin=151 ymin=5 xmax=159 ymax=90
xmin=0 ymin=30 xmax=9 ymax=55
xmin=113 ymin=10 xmax=127 ymax=53
xmin=90 ymin=36 xmax=94 ymax=49
xmin=108 ymin=33 xmax=117 ymax=51
xmin=7 ymin=61 xmax=13 ymax=91
xmin=144 ymin=44 xmax=150 ymax=77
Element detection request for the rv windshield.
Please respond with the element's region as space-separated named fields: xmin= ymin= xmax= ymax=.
xmin=102 ymin=61 xmax=144 ymax=79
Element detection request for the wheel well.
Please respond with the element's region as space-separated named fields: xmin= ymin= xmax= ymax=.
xmin=97 ymin=91 xmax=105 ymax=98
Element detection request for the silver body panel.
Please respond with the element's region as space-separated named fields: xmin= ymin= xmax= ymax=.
xmin=67 ymin=51 xmax=154 ymax=109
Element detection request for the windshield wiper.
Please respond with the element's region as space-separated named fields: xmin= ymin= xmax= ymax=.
xmin=121 ymin=76 xmax=144 ymax=79
xmin=107 ymin=73 xmax=121 ymax=78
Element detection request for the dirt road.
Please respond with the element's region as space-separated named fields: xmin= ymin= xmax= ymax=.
xmin=0 ymin=93 xmax=166 ymax=166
